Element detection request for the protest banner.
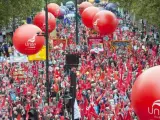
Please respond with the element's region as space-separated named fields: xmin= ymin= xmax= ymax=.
xmin=88 ymin=37 xmax=104 ymax=53
xmin=52 ymin=39 xmax=67 ymax=50
xmin=8 ymin=48 xmax=28 ymax=63
xmin=28 ymin=46 xmax=46 ymax=61
xmin=110 ymin=40 xmax=132 ymax=51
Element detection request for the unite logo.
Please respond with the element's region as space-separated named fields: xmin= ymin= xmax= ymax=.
xmin=93 ymin=19 xmax=99 ymax=26
xmin=148 ymin=100 xmax=160 ymax=119
xmin=93 ymin=19 xmax=100 ymax=31
xmin=25 ymin=35 xmax=36 ymax=48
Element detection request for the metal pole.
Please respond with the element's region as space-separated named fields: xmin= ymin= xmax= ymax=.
xmin=75 ymin=0 xmax=79 ymax=45
xmin=45 ymin=0 xmax=50 ymax=105
xmin=71 ymin=71 xmax=77 ymax=120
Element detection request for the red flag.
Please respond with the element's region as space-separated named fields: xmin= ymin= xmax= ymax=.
xmin=54 ymin=69 xmax=61 ymax=78
xmin=96 ymin=89 xmax=107 ymax=105
xmin=136 ymin=62 xmax=142 ymax=78
xmin=88 ymin=105 xmax=99 ymax=119
xmin=84 ymin=98 xmax=89 ymax=116
xmin=114 ymin=72 xmax=119 ymax=81
xmin=124 ymin=111 xmax=132 ymax=120
xmin=120 ymin=101 xmax=124 ymax=111
xmin=107 ymin=67 xmax=111 ymax=79
xmin=26 ymin=103 xmax=30 ymax=110
xmin=115 ymin=103 xmax=120 ymax=117
xmin=117 ymin=114 xmax=124 ymax=120
xmin=80 ymin=65 xmax=85 ymax=74
xmin=17 ymin=114 xmax=21 ymax=120
xmin=118 ymin=67 xmax=123 ymax=89
xmin=112 ymin=115 xmax=115 ymax=120
xmin=85 ymin=81 xmax=91 ymax=89
xmin=43 ymin=106 xmax=49 ymax=114
xmin=76 ymin=90 xmax=82 ymax=101
xmin=100 ymin=103 xmax=105 ymax=112
xmin=79 ymin=102 xmax=84 ymax=119
xmin=99 ymin=72 xmax=105 ymax=81
xmin=57 ymin=100 xmax=63 ymax=109
xmin=126 ymin=70 xmax=132 ymax=86
xmin=23 ymin=87 xmax=27 ymax=95
xmin=25 ymin=103 xmax=30 ymax=120
xmin=0 ymin=96 xmax=6 ymax=109
xmin=35 ymin=63 xmax=39 ymax=77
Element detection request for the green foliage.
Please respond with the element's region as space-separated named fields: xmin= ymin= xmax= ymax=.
xmin=0 ymin=0 xmax=76 ymax=27
xmin=49 ymin=0 xmax=73 ymax=5
xmin=0 ymin=0 xmax=44 ymax=27
xmin=111 ymin=0 xmax=160 ymax=26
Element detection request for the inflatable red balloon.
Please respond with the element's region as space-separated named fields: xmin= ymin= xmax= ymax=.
xmin=92 ymin=10 xmax=118 ymax=35
xmin=13 ymin=24 xmax=45 ymax=55
xmin=82 ymin=7 xmax=100 ymax=28
xmin=79 ymin=2 xmax=93 ymax=15
xmin=47 ymin=3 xmax=60 ymax=18
xmin=33 ymin=11 xmax=56 ymax=33
xmin=131 ymin=66 xmax=160 ymax=120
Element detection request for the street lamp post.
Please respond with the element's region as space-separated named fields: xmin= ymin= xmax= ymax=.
xmin=75 ymin=0 xmax=79 ymax=45
xmin=44 ymin=0 xmax=79 ymax=116
xmin=69 ymin=0 xmax=79 ymax=120
xmin=45 ymin=0 xmax=50 ymax=105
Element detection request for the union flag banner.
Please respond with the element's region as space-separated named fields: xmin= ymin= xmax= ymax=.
xmin=88 ymin=37 xmax=104 ymax=53
xmin=52 ymin=39 xmax=67 ymax=50
xmin=110 ymin=40 xmax=132 ymax=52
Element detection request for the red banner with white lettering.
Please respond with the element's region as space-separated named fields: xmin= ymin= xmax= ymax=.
xmin=53 ymin=39 xmax=67 ymax=50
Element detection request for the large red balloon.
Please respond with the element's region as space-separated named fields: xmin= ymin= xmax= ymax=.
xmin=82 ymin=7 xmax=100 ymax=28
xmin=13 ymin=24 xmax=45 ymax=55
xmin=79 ymin=2 xmax=93 ymax=15
xmin=47 ymin=3 xmax=60 ymax=18
xmin=92 ymin=10 xmax=118 ymax=35
xmin=33 ymin=11 xmax=56 ymax=33
xmin=131 ymin=66 xmax=160 ymax=120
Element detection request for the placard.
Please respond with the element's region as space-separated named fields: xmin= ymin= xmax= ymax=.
xmin=88 ymin=37 xmax=104 ymax=53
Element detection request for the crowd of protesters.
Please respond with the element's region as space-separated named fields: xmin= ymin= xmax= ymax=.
xmin=0 ymin=8 xmax=160 ymax=120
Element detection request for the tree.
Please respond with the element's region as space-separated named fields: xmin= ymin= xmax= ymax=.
xmin=0 ymin=0 xmax=44 ymax=27
xmin=49 ymin=0 xmax=68 ymax=5
xmin=49 ymin=0 xmax=84 ymax=6
xmin=111 ymin=0 xmax=160 ymax=26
